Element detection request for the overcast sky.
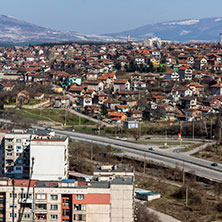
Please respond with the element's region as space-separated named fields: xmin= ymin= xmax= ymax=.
xmin=1 ymin=0 xmax=222 ymax=34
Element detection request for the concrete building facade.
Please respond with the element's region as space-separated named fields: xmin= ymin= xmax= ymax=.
xmin=0 ymin=166 xmax=134 ymax=222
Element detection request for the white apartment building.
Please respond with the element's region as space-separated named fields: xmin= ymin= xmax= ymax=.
xmin=30 ymin=138 xmax=69 ymax=181
xmin=0 ymin=128 xmax=68 ymax=181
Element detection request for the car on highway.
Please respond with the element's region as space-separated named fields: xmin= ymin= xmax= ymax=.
xmin=211 ymin=162 xmax=218 ymax=167
xmin=145 ymin=136 xmax=151 ymax=140
xmin=115 ymin=136 xmax=128 ymax=141
xmin=148 ymin=147 xmax=153 ymax=151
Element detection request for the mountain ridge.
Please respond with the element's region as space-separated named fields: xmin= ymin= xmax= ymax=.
xmin=107 ymin=17 xmax=222 ymax=42
xmin=0 ymin=15 xmax=127 ymax=44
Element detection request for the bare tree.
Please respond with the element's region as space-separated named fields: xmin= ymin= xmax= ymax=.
xmin=135 ymin=202 xmax=161 ymax=222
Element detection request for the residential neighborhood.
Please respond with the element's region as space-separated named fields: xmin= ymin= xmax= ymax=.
xmin=0 ymin=41 xmax=221 ymax=126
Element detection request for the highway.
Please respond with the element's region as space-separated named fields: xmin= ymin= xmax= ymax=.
xmin=44 ymin=127 xmax=222 ymax=182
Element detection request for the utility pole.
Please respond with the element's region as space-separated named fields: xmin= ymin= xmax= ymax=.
xmin=90 ymin=142 xmax=93 ymax=161
xmin=165 ymin=130 xmax=168 ymax=147
xmin=182 ymin=161 xmax=185 ymax=185
xmin=186 ymin=185 xmax=189 ymax=207
xmin=12 ymin=179 xmax=15 ymax=222
xmin=192 ymin=121 xmax=195 ymax=140
xmin=143 ymin=153 xmax=146 ymax=174
xmin=219 ymin=118 xmax=222 ymax=144
xmin=64 ymin=108 xmax=67 ymax=126
xmin=180 ymin=121 xmax=183 ymax=146
xmin=210 ymin=119 xmax=213 ymax=140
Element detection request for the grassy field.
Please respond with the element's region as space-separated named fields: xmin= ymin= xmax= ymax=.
xmin=6 ymin=108 xmax=95 ymax=126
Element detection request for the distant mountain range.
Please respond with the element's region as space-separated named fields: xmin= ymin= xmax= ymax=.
xmin=1 ymin=15 xmax=222 ymax=44
xmin=0 ymin=15 xmax=127 ymax=44
xmin=107 ymin=17 xmax=222 ymax=42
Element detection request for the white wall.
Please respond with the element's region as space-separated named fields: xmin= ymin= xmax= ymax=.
xmin=30 ymin=139 xmax=68 ymax=180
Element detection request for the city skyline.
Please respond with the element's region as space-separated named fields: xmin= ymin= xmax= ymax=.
xmin=0 ymin=0 xmax=222 ymax=34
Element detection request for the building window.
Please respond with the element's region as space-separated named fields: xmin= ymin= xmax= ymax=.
xmin=16 ymin=146 xmax=22 ymax=151
xmin=76 ymin=194 xmax=84 ymax=200
xmin=51 ymin=194 xmax=58 ymax=200
xmin=74 ymin=214 xmax=86 ymax=221
xmin=10 ymin=193 xmax=17 ymax=198
xmin=9 ymin=203 xmax=17 ymax=208
xmin=15 ymin=166 xmax=22 ymax=171
xmin=74 ymin=204 xmax=86 ymax=211
xmin=19 ymin=213 xmax=30 ymax=219
xmin=36 ymin=194 xmax=46 ymax=200
xmin=10 ymin=213 xmax=17 ymax=218
xmin=35 ymin=204 xmax=47 ymax=210
xmin=35 ymin=214 xmax=46 ymax=220
xmin=50 ymin=204 xmax=58 ymax=210
xmin=62 ymin=199 xmax=70 ymax=206
xmin=50 ymin=215 xmax=58 ymax=220
xmin=62 ymin=209 xmax=70 ymax=217
xmin=19 ymin=193 xmax=32 ymax=199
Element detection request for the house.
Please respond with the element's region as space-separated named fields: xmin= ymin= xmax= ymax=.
xmin=164 ymin=70 xmax=179 ymax=81
xmin=113 ymin=79 xmax=130 ymax=92
xmin=115 ymin=105 xmax=129 ymax=113
xmin=171 ymin=87 xmax=193 ymax=101
xmin=178 ymin=65 xmax=193 ymax=80
xmin=86 ymin=72 xmax=98 ymax=81
xmin=165 ymin=110 xmax=179 ymax=121
xmin=83 ymin=95 xmax=93 ymax=107
xmin=150 ymin=57 xmax=160 ymax=66
xmin=54 ymin=96 xmax=70 ymax=108
xmin=69 ymin=85 xmax=85 ymax=95
xmin=181 ymin=96 xmax=197 ymax=109
xmin=34 ymin=93 xmax=44 ymax=101
xmin=0 ymin=83 xmax=14 ymax=91
xmin=184 ymin=108 xmax=202 ymax=121
xmin=123 ymin=121 xmax=139 ymax=129
xmin=84 ymin=80 xmax=104 ymax=92
xmin=135 ymin=188 xmax=161 ymax=201
xmin=194 ymin=57 xmax=208 ymax=70
xmin=131 ymin=110 xmax=143 ymax=121
xmin=135 ymin=56 xmax=145 ymax=65
xmin=132 ymin=81 xmax=147 ymax=91
xmin=93 ymin=93 xmax=108 ymax=105
xmin=103 ymin=72 xmax=116 ymax=85
xmin=109 ymin=112 xmax=127 ymax=123
xmin=200 ymin=106 xmax=216 ymax=117
xmin=66 ymin=76 xmax=82 ymax=86
xmin=211 ymin=83 xmax=222 ymax=96
xmin=16 ymin=90 xmax=30 ymax=105
xmin=130 ymin=73 xmax=142 ymax=82
xmin=186 ymin=83 xmax=204 ymax=96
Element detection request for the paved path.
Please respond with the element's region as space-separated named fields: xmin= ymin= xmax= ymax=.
xmin=147 ymin=207 xmax=181 ymax=222
xmin=185 ymin=141 xmax=216 ymax=155
xmin=136 ymin=200 xmax=180 ymax=222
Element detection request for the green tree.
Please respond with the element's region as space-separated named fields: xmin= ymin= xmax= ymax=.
xmin=114 ymin=62 xmax=121 ymax=70
xmin=101 ymin=104 xmax=108 ymax=115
